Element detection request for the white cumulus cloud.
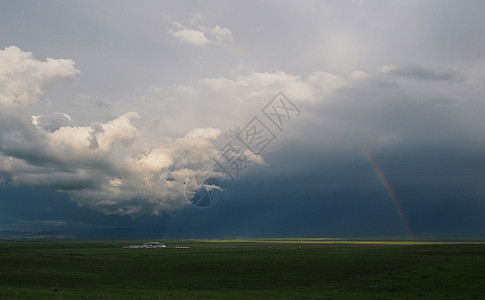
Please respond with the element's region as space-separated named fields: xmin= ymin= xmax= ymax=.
xmin=171 ymin=22 xmax=210 ymax=46
xmin=171 ymin=22 xmax=233 ymax=46
xmin=0 ymin=46 xmax=79 ymax=107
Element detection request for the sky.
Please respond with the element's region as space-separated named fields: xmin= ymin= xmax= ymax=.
xmin=1 ymin=0 xmax=485 ymax=239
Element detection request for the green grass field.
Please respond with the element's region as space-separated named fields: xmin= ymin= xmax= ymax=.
xmin=0 ymin=239 xmax=484 ymax=299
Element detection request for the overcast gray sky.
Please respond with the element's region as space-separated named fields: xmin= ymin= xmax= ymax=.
xmin=1 ymin=1 xmax=485 ymax=238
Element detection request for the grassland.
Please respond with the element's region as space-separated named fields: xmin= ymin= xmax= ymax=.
xmin=0 ymin=239 xmax=484 ymax=299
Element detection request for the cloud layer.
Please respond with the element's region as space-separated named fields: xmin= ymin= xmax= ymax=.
xmin=1 ymin=1 xmax=485 ymax=237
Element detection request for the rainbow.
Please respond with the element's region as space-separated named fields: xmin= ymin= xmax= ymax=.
xmin=362 ymin=149 xmax=414 ymax=238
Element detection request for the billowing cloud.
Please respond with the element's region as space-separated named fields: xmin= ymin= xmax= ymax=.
xmin=0 ymin=46 xmax=79 ymax=107
xmin=0 ymin=109 xmax=226 ymax=215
